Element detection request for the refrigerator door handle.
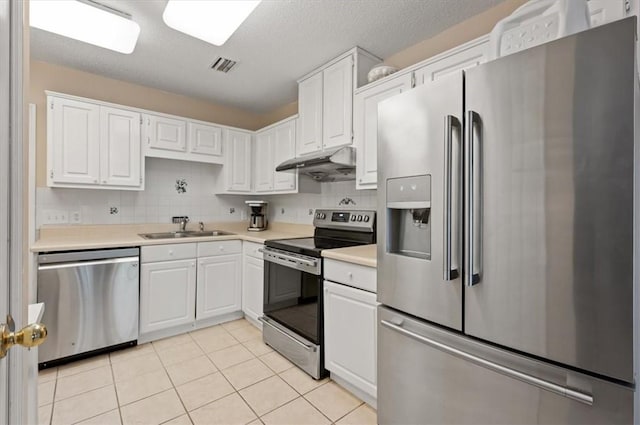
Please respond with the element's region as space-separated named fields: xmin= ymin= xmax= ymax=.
xmin=465 ymin=110 xmax=482 ymax=286
xmin=444 ymin=115 xmax=460 ymax=281
xmin=380 ymin=319 xmax=594 ymax=406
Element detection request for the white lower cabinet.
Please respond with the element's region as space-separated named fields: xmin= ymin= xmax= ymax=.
xmin=323 ymin=261 xmax=379 ymax=406
xmin=140 ymin=259 xmax=196 ymax=334
xmin=139 ymin=241 xmax=243 ymax=340
xmin=197 ymin=254 xmax=242 ymax=320
xmin=242 ymin=242 xmax=264 ymax=325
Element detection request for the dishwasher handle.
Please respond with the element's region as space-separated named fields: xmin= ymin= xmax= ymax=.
xmin=38 ymin=256 xmax=139 ymax=271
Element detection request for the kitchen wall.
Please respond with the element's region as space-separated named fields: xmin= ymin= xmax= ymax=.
xmin=36 ymin=157 xmax=376 ymax=228
xmin=382 ymin=0 xmax=527 ymax=69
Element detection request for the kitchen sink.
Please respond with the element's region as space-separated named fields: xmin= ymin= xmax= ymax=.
xmin=139 ymin=230 xmax=235 ymax=239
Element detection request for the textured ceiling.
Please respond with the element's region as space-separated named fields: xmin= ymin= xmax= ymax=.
xmin=30 ymin=0 xmax=503 ymax=113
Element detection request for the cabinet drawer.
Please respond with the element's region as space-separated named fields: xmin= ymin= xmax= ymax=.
xmin=324 ymin=259 xmax=376 ymax=293
xmin=141 ymin=243 xmax=197 ymax=263
xmin=243 ymin=241 xmax=264 ymax=260
xmin=198 ymin=240 xmax=242 ymax=257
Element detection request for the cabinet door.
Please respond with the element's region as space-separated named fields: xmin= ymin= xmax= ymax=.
xmin=323 ymin=55 xmax=354 ymax=150
xmin=225 ymin=129 xmax=252 ymax=192
xmin=242 ymin=255 xmax=264 ymax=323
xmin=197 ymin=254 xmax=242 ymax=320
xmin=188 ymin=122 xmax=222 ymax=157
xmin=273 ymin=119 xmax=297 ymax=192
xmin=146 ymin=114 xmax=186 ymax=152
xmin=100 ymin=106 xmax=141 ymax=187
xmin=414 ymin=40 xmax=487 ymax=85
xmin=49 ymin=96 xmax=100 ymax=185
xmin=297 ymin=73 xmax=323 ymax=156
xmin=254 ymin=129 xmax=274 ymax=192
xmin=355 ymin=73 xmax=413 ymax=190
xmin=324 ymin=280 xmax=378 ymax=399
xmin=140 ymin=259 xmax=196 ymax=334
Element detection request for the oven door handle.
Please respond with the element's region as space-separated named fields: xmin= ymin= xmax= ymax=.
xmin=259 ymin=316 xmax=316 ymax=352
xmin=262 ymin=248 xmax=321 ymax=275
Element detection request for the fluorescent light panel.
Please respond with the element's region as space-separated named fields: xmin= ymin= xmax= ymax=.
xmin=30 ymin=0 xmax=140 ymax=54
xmin=163 ymin=0 xmax=261 ymax=46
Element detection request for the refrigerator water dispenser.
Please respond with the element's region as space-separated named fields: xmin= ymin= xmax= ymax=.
xmin=386 ymin=175 xmax=431 ymax=260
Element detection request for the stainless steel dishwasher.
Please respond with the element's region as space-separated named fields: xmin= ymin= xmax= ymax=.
xmin=37 ymin=248 xmax=139 ymax=367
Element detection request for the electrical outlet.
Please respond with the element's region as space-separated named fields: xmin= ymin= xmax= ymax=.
xmin=70 ymin=210 xmax=82 ymax=224
xmin=42 ymin=209 xmax=69 ymax=224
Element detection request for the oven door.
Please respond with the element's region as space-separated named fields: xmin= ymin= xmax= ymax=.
xmin=261 ymin=247 xmax=326 ymax=378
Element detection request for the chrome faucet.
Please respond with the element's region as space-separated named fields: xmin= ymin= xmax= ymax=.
xmin=179 ymin=217 xmax=189 ymax=232
xmin=199 ymin=221 xmax=205 ymax=232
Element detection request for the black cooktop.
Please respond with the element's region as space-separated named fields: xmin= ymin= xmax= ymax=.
xmin=265 ymin=237 xmax=366 ymax=258
xmin=265 ymin=208 xmax=376 ymax=257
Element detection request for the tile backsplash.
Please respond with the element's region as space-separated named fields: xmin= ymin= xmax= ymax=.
xmin=36 ymin=158 xmax=377 ymax=228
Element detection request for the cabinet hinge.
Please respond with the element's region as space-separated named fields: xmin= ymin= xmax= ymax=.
xmin=625 ymin=0 xmax=631 ymax=11
xmin=411 ymin=73 xmax=416 ymax=88
xmin=50 ymin=170 xmax=53 ymax=178
xmin=50 ymin=102 xmax=53 ymax=110
xmin=139 ymin=177 xmax=143 ymax=184
xmin=140 ymin=117 xmax=143 ymax=125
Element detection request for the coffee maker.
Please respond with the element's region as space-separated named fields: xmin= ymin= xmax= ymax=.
xmin=245 ymin=200 xmax=268 ymax=231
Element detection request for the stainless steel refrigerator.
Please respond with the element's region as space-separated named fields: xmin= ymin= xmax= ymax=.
xmin=377 ymin=18 xmax=638 ymax=424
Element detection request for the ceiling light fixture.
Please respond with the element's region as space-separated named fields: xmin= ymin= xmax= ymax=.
xmin=30 ymin=0 xmax=141 ymax=54
xmin=163 ymin=0 xmax=262 ymax=46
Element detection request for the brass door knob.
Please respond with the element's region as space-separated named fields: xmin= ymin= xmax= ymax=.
xmin=0 ymin=314 xmax=47 ymax=359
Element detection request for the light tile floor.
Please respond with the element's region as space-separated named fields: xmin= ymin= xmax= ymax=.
xmin=38 ymin=319 xmax=377 ymax=425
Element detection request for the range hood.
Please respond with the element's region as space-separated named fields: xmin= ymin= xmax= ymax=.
xmin=275 ymin=146 xmax=355 ymax=182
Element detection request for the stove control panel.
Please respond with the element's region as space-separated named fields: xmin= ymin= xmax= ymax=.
xmin=313 ymin=209 xmax=376 ymax=232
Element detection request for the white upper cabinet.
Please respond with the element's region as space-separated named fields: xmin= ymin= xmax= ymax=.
xmin=296 ymin=47 xmax=382 ymax=157
xmin=414 ymin=38 xmax=488 ymax=85
xmin=254 ymin=129 xmax=275 ymax=192
xmin=188 ymin=121 xmax=223 ymax=158
xmin=323 ymin=55 xmax=354 ymax=150
xmin=247 ymin=116 xmax=299 ymax=195
xmin=273 ymin=119 xmax=297 ymax=191
xmin=49 ymin=96 xmax=101 ymax=186
xmin=145 ymin=114 xmax=186 ymax=153
xmin=354 ymin=72 xmax=413 ymax=190
xmin=144 ymin=115 xmax=224 ymax=164
xmin=297 ymin=73 xmax=323 ymax=156
xmin=47 ymin=93 xmax=143 ymax=190
xmin=224 ymin=129 xmax=252 ymax=192
xmin=100 ymin=106 xmax=142 ymax=187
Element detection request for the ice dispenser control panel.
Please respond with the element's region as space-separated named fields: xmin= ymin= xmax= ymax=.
xmin=386 ymin=175 xmax=431 ymax=260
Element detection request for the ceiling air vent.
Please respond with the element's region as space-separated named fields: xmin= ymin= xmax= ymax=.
xmin=210 ymin=57 xmax=237 ymax=73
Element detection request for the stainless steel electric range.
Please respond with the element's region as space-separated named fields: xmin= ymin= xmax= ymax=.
xmin=260 ymin=209 xmax=376 ymax=379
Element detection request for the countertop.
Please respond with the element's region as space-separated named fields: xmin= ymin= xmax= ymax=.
xmin=322 ymin=244 xmax=377 ymax=268
xmin=31 ymin=222 xmax=314 ymax=252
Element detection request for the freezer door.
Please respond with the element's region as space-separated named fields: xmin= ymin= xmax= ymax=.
xmin=377 ymin=73 xmax=463 ymax=330
xmin=464 ymin=18 xmax=635 ymax=383
xmin=378 ymin=306 xmax=634 ymax=425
